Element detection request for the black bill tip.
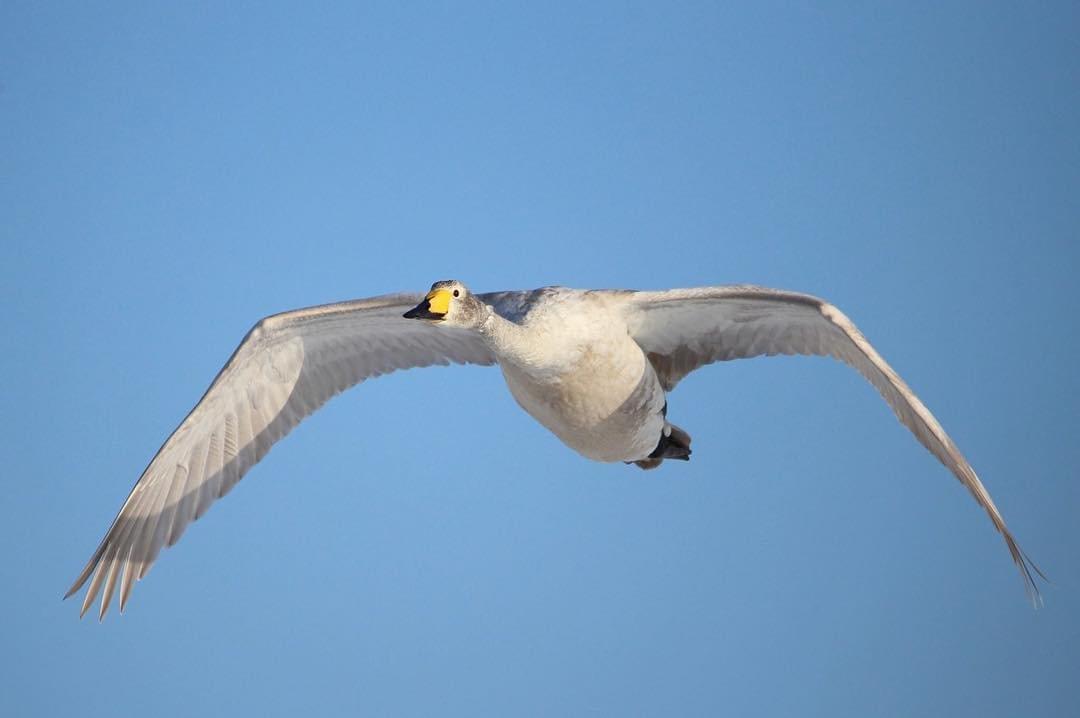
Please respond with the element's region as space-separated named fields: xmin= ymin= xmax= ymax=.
xmin=403 ymin=299 xmax=445 ymax=320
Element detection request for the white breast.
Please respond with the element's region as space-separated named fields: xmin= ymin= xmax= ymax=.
xmin=496 ymin=300 xmax=666 ymax=462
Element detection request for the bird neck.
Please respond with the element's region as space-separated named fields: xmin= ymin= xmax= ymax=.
xmin=478 ymin=307 xmax=535 ymax=366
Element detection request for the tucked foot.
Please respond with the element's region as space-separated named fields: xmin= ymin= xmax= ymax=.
xmin=629 ymin=422 xmax=692 ymax=470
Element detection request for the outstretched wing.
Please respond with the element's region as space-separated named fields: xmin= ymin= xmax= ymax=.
xmin=619 ymin=285 xmax=1042 ymax=601
xmin=66 ymin=293 xmax=496 ymax=619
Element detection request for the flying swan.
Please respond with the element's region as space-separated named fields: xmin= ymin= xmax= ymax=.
xmin=66 ymin=281 xmax=1042 ymax=618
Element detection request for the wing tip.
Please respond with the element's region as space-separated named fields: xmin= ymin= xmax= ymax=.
xmin=1002 ymin=531 xmax=1047 ymax=609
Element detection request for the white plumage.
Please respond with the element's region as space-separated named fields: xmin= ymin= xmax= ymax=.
xmin=66 ymin=282 xmax=1041 ymax=619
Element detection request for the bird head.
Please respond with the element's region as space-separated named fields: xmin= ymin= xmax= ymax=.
xmin=403 ymin=280 xmax=487 ymax=329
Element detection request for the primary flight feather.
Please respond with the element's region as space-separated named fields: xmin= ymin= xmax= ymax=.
xmin=66 ymin=282 xmax=1042 ymax=619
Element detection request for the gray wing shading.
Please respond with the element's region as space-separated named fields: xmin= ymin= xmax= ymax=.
xmin=66 ymin=293 xmax=496 ymax=620
xmin=619 ymin=285 xmax=1043 ymax=601
xmin=478 ymin=287 xmax=565 ymax=323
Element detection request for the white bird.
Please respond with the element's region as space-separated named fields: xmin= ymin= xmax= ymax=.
xmin=66 ymin=281 xmax=1042 ymax=619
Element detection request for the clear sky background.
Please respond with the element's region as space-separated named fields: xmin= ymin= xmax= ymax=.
xmin=3 ymin=2 xmax=1078 ymax=716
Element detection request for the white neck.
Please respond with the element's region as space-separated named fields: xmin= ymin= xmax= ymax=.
xmin=478 ymin=308 xmax=536 ymax=366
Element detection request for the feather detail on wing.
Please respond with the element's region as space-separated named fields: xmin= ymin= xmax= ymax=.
xmin=619 ymin=285 xmax=1043 ymax=602
xmin=66 ymin=294 xmax=496 ymax=619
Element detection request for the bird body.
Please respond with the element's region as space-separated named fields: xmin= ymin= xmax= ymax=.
xmin=484 ymin=288 xmax=669 ymax=463
xmin=66 ymin=281 xmax=1042 ymax=619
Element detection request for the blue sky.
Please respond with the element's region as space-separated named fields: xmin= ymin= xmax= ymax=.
xmin=3 ymin=2 xmax=1078 ymax=716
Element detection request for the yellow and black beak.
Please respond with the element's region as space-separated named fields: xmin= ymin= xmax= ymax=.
xmin=403 ymin=289 xmax=451 ymax=320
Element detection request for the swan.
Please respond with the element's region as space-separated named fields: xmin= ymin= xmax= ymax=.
xmin=66 ymin=280 xmax=1041 ymax=619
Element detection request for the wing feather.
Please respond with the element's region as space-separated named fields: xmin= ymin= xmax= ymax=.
xmin=620 ymin=285 xmax=1043 ymax=602
xmin=67 ymin=293 xmax=496 ymax=618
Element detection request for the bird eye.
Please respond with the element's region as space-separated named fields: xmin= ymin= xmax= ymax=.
xmin=453 ymin=289 xmax=460 ymax=297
